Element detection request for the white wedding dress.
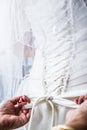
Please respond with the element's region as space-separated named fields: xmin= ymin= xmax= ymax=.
xmin=15 ymin=0 xmax=87 ymax=130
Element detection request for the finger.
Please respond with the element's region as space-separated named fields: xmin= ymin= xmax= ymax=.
xmin=18 ymin=110 xmax=31 ymax=125
xmin=24 ymin=109 xmax=31 ymax=122
xmin=22 ymin=110 xmax=28 ymax=114
xmin=23 ymin=108 xmax=31 ymax=115
xmin=10 ymin=96 xmax=23 ymax=105
xmin=22 ymin=109 xmax=29 ymax=114
xmin=79 ymin=100 xmax=87 ymax=112
xmin=22 ymin=95 xmax=31 ymax=103
xmin=26 ymin=111 xmax=31 ymax=121
xmin=84 ymin=94 xmax=87 ymax=99
xmin=74 ymin=98 xmax=79 ymax=104
xmin=82 ymin=100 xmax=87 ymax=106
xmin=78 ymin=96 xmax=84 ymax=104
xmin=17 ymin=102 xmax=27 ymax=108
xmin=10 ymin=95 xmax=30 ymax=105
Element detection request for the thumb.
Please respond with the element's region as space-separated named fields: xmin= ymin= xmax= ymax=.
xmin=81 ymin=100 xmax=87 ymax=106
xmin=79 ymin=100 xmax=87 ymax=112
xmin=15 ymin=102 xmax=27 ymax=108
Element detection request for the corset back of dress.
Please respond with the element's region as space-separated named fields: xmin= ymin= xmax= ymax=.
xmin=24 ymin=0 xmax=87 ymax=95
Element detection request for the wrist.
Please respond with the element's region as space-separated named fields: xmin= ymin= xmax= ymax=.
xmin=65 ymin=120 xmax=86 ymax=130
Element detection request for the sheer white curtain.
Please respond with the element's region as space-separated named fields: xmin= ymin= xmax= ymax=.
xmin=0 ymin=0 xmax=36 ymax=101
xmin=0 ymin=0 xmax=12 ymax=101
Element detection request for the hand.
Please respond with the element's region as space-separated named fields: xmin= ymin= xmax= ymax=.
xmin=0 ymin=96 xmax=31 ymax=130
xmin=65 ymin=97 xmax=87 ymax=130
xmin=75 ymin=94 xmax=87 ymax=104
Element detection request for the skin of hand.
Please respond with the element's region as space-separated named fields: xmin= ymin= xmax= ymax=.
xmin=75 ymin=94 xmax=87 ymax=104
xmin=65 ymin=96 xmax=87 ymax=130
xmin=0 ymin=96 xmax=31 ymax=130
